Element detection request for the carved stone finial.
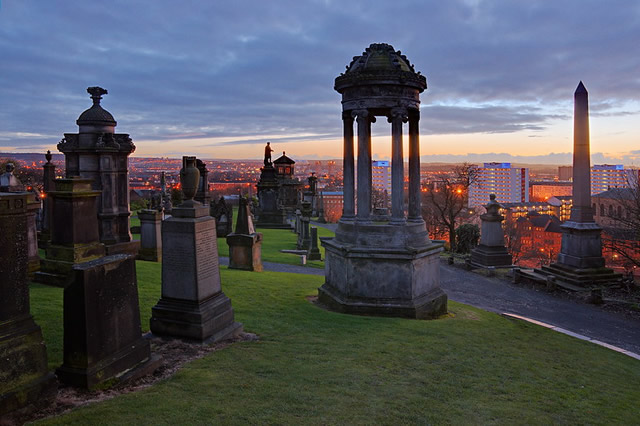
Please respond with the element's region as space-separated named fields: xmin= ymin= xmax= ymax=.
xmin=45 ymin=150 xmax=52 ymax=163
xmin=87 ymin=86 xmax=108 ymax=105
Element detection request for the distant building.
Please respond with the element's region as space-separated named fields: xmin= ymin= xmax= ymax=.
xmin=500 ymin=201 xmax=555 ymax=222
xmin=371 ymin=160 xmax=391 ymax=194
xmin=529 ymin=181 xmax=572 ymax=202
xmin=592 ymin=188 xmax=635 ymax=228
xmin=558 ymin=166 xmax=573 ymax=181
xmin=591 ymin=164 xmax=639 ymax=195
xmin=468 ymin=162 xmax=529 ymax=207
xmin=321 ymin=191 xmax=344 ymax=223
xmin=547 ymin=195 xmax=573 ymax=222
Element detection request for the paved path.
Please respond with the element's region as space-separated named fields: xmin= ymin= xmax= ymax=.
xmin=222 ymin=254 xmax=640 ymax=355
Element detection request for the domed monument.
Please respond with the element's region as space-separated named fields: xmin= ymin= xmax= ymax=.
xmin=319 ymin=43 xmax=447 ymax=319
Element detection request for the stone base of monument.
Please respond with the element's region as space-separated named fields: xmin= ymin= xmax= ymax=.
xmin=226 ymin=233 xmax=263 ymax=272
xmin=34 ymin=241 xmax=106 ymax=287
xmin=0 ymin=316 xmax=58 ymax=416
xmin=150 ymin=293 xmax=243 ymax=341
xmin=104 ymin=240 xmax=140 ymax=257
xmin=320 ymin=223 xmax=447 ymax=319
xmin=56 ymin=254 xmax=158 ymax=389
xmin=469 ymin=245 xmax=513 ymax=268
xmin=150 ymin=203 xmax=243 ymax=342
xmin=537 ymin=263 xmax=622 ymax=288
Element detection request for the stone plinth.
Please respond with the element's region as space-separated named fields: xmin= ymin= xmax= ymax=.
xmin=138 ymin=209 xmax=162 ymax=262
xmin=150 ymin=203 xmax=242 ymax=341
xmin=320 ymin=222 xmax=447 ymax=319
xmin=56 ymin=254 xmax=157 ymax=389
xmin=39 ymin=151 xmax=56 ymax=248
xmin=34 ymin=177 xmax=105 ymax=287
xmin=470 ymin=194 xmax=512 ymax=268
xmin=0 ymin=192 xmax=57 ymax=417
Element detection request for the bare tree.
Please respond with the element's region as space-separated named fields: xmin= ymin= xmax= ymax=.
xmin=599 ymin=175 xmax=640 ymax=270
xmin=422 ymin=163 xmax=477 ymax=251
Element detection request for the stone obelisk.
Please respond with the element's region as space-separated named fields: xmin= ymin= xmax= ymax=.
xmin=541 ymin=82 xmax=620 ymax=286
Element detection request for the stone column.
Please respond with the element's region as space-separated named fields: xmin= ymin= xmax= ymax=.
xmin=355 ymin=109 xmax=374 ymax=221
xmin=389 ymin=107 xmax=408 ymax=223
xmin=408 ymin=109 xmax=422 ymax=222
xmin=40 ymin=150 xmax=56 ymax=245
xmin=571 ymin=81 xmax=593 ymax=223
xmin=342 ymin=111 xmax=355 ymax=220
xmin=0 ymin=192 xmax=56 ymax=416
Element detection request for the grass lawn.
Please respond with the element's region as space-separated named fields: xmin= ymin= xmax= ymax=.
xmin=217 ymin=226 xmax=334 ymax=269
xmin=31 ymin=260 xmax=640 ymax=424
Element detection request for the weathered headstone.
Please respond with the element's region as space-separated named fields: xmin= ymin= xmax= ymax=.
xmin=151 ymin=156 xmax=242 ymax=341
xmin=469 ymin=194 xmax=513 ymax=267
xmin=307 ymin=227 xmax=322 ymax=261
xmin=0 ymin=192 xmax=57 ymax=416
xmin=194 ymin=158 xmax=211 ymax=206
xmin=256 ymin=144 xmax=289 ymax=228
xmin=297 ymin=201 xmax=312 ymax=250
xmin=34 ymin=177 xmax=105 ymax=287
xmin=138 ymin=209 xmax=162 ymax=262
xmin=210 ymin=196 xmax=233 ymax=238
xmin=56 ymin=254 xmax=158 ymax=389
xmin=227 ymin=197 xmax=263 ymax=271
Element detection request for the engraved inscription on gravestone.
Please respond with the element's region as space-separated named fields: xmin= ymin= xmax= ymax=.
xmin=161 ymin=230 xmax=195 ymax=300
xmin=195 ymin=220 xmax=220 ymax=298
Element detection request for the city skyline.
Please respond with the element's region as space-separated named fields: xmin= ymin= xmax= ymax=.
xmin=1 ymin=1 xmax=639 ymax=165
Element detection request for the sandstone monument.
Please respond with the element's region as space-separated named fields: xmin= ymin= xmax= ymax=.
xmin=151 ymin=156 xmax=242 ymax=341
xmin=226 ymin=196 xmax=263 ymax=271
xmin=319 ymin=43 xmax=447 ymax=319
xmin=57 ymin=87 xmax=138 ymax=256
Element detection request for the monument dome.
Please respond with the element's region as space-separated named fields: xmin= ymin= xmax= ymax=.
xmin=76 ymin=86 xmax=117 ymax=127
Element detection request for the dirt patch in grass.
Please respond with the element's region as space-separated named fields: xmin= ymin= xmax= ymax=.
xmin=11 ymin=332 xmax=258 ymax=425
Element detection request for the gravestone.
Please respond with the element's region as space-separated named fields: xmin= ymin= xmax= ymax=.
xmin=297 ymin=201 xmax=312 ymax=250
xmin=34 ymin=177 xmax=105 ymax=287
xmin=210 ymin=196 xmax=233 ymax=238
xmin=56 ymin=254 xmax=158 ymax=389
xmin=469 ymin=194 xmax=513 ymax=267
xmin=138 ymin=209 xmax=162 ymax=262
xmin=307 ymin=227 xmax=322 ymax=261
xmin=194 ymin=158 xmax=212 ymax=206
xmin=256 ymin=144 xmax=289 ymax=228
xmin=151 ymin=156 xmax=242 ymax=341
xmin=0 ymin=192 xmax=57 ymax=416
xmin=227 ymin=197 xmax=263 ymax=271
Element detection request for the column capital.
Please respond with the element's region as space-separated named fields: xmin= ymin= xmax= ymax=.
xmin=352 ymin=109 xmax=376 ymax=123
xmin=342 ymin=110 xmax=354 ymax=121
xmin=387 ymin=107 xmax=408 ymax=123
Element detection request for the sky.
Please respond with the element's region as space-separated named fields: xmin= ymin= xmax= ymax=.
xmin=1 ymin=1 xmax=639 ymax=165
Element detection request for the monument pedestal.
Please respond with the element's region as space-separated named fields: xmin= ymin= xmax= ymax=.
xmin=470 ymin=245 xmax=513 ymax=268
xmin=256 ymin=165 xmax=289 ymax=229
xmin=469 ymin=195 xmax=512 ymax=268
xmin=1 ymin=192 xmax=57 ymax=416
xmin=56 ymin=254 xmax=157 ymax=389
xmin=319 ymin=221 xmax=447 ymax=319
xmin=150 ymin=203 xmax=242 ymax=342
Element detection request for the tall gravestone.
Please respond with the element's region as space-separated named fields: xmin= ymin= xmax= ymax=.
xmin=256 ymin=144 xmax=289 ymax=228
xmin=39 ymin=150 xmax=56 ymax=248
xmin=0 ymin=192 xmax=57 ymax=416
xmin=210 ymin=196 xmax=233 ymax=238
xmin=227 ymin=197 xmax=263 ymax=271
xmin=320 ymin=43 xmax=447 ymax=319
xmin=151 ymin=156 xmax=242 ymax=341
xmin=307 ymin=227 xmax=322 ymax=261
xmin=57 ymin=87 xmax=139 ymax=256
xmin=470 ymin=194 xmax=512 ymax=267
xmin=56 ymin=253 xmax=156 ymax=389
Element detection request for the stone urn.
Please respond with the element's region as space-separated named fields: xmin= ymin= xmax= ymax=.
xmin=180 ymin=156 xmax=200 ymax=202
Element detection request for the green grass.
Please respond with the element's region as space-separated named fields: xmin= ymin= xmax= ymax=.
xmin=217 ymin=226 xmax=334 ymax=269
xmin=31 ymin=261 xmax=640 ymax=424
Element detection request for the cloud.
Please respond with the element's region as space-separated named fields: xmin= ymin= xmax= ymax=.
xmin=1 ymin=1 xmax=639 ymax=157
